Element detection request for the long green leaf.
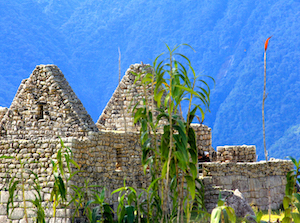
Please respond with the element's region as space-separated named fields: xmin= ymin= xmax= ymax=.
xmin=189 ymin=162 xmax=197 ymax=179
xmin=185 ymin=175 xmax=195 ymax=199
xmin=225 ymin=206 xmax=236 ymax=223
xmin=211 ymin=207 xmax=222 ymax=223
xmin=175 ymin=85 xmax=201 ymax=98
xmin=283 ymin=196 xmax=290 ymax=209
xmin=292 ymin=213 xmax=300 ymax=223
xmin=0 ymin=155 xmax=14 ymax=159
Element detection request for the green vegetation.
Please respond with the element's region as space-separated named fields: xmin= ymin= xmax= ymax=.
xmin=129 ymin=43 xmax=213 ymax=223
xmin=281 ymin=157 xmax=300 ymax=223
xmin=210 ymin=197 xmax=236 ymax=223
xmin=260 ymin=210 xmax=284 ymax=222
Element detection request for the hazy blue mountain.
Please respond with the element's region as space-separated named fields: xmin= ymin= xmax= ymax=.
xmin=1 ymin=0 xmax=300 ymax=160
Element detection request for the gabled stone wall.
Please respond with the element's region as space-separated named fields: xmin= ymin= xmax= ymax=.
xmin=97 ymin=64 xmax=150 ymax=131
xmin=0 ymin=65 xmax=98 ymax=140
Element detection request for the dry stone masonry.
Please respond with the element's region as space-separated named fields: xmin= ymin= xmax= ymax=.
xmin=216 ymin=145 xmax=256 ymax=162
xmin=0 ymin=64 xmax=293 ymax=222
xmin=191 ymin=123 xmax=213 ymax=154
xmin=0 ymin=107 xmax=7 ymax=122
xmin=0 ymin=65 xmax=98 ymax=140
xmin=202 ymin=160 xmax=293 ymax=211
xmin=0 ymin=138 xmax=73 ymax=222
xmin=97 ymin=63 xmax=171 ymax=133
xmin=97 ymin=64 xmax=153 ymax=132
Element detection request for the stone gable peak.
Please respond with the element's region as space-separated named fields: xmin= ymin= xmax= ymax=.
xmin=0 ymin=64 xmax=98 ymax=140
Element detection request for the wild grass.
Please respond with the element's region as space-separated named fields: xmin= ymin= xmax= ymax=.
xmin=261 ymin=210 xmax=284 ymax=222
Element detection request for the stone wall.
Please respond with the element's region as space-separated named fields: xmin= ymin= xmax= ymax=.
xmin=71 ymin=126 xmax=212 ymax=191
xmin=0 ymin=138 xmax=72 ymax=222
xmin=191 ymin=123 xmax=213 ymax=154
xmin=216 ymin=145 xmax=256 ymax=162
xmin=71 ymin=131 xmax=146 ymax=188
xmin=70 ymin=131 xmax=149 ymax=211
xmin=0 ymin=133 xmax=147 ymax=222
xmin=202 ymin=160 xmax=293 ymax=211
xmin=0 ymin=107 xmax=7 ymax=122
xmin=0 ymin=65 xmax=98 ymax=140
xmin=97 ymin=63 xmax=155 ymax=132
xmin=0 ymin=124 xmax=212 ymax=222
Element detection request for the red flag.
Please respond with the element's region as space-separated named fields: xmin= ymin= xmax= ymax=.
xmin=264 ymin=36 xmax=273 ymax=51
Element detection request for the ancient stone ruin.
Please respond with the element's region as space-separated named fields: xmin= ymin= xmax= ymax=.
xmin=0 ymin=64 xmax=293 ymax=222
xmin=0 ymin=65 xmax=98 ymax=140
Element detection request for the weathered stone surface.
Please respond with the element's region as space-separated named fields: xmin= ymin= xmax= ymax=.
xmin=0 ymin=204 xmax=6 ymax=215
xmin=0 ymin=215 xmax=8 ymax=223
xmin=0 ymin=65 xmax=98 ymax=140
xmin=217 ymin=145 xmax=256 ymax=162
xmin=225 ymin=189 xmax=255 ymax=220
xmin=9 ymin=208 xmax=24 ymax=220
xmin=20 ymin=218 xmax=35 ymax=223
xmin=202 ymin=160 xmax=293 ymax=211
xmin=0 ymin=107 xmax=8 ymax=122
xmin=0 ymin=191 xmax=9 ymax=203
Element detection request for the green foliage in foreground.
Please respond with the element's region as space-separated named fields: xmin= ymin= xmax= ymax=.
xmin=281 ymin=157 xmax=300 ymax=223
xmin=211 ymin=198 xmax=236 ymax=223
xmin=129 ymin=43 xmax=213 ymax=222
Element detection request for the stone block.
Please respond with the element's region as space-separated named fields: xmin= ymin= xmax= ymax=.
xmin=9 ymin=208 xmax=24 ymax=220
xmin=0 ymin=216 xmax=8 ymax=223
xmin=259 ymin=188 xmax=268 ymax=198
xmin=0 ymin=204 xmax=6 ymax=215
xmin=25 ymin=191 xmax=38 ymax=201
xmin=56 ymin=209 xmax=71 ymax=218
xmin=26 ymin=209 xmax=36 ymax=218
xmin=1 ymin=191 xmax=9 ymax=203
xmin=231 ymin=179 xmax=249 ymax=192
xmin=20 ymin=217 xmax=35 ymax=223
xmin=45 ymin=208 xmax=54 ymax=218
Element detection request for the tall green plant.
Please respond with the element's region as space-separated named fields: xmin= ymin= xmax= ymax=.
xmin=27 ymin=170 xmax=46 ymax=223
xmin=50 ymin=137 xmax=80 ymax=222
xmin=0 ymin=156 xmax=47 ymax=223
xmin=70 ymin=179 xmax=103 ymax=221
xmin=0 ymin=155 xmax=30 ymax=223
xmin=112 ymin=179 xmax=142 ymax=223
xmin=282 ymin=157 xmax=300 ymax=223
xmin=131 ymin=43 xmax=213 ymax=222
xmin=85 ymin=187 xmax=113 ymax=223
